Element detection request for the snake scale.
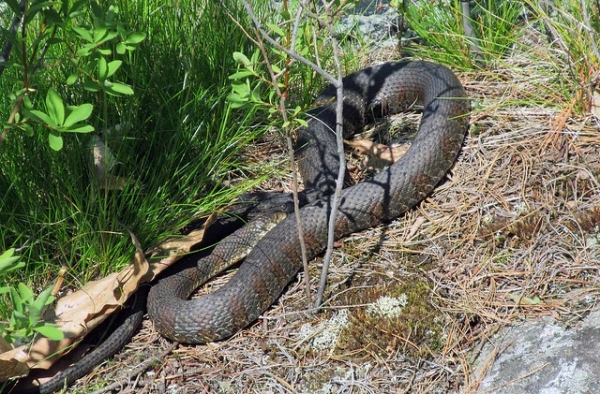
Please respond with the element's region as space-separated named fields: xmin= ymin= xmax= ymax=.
xmin=12 ymin=60 xmax=468 ymax=393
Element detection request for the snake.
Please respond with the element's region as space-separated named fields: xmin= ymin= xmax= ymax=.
xmin=11 ymin=60 xmax=468 ymax=393
xmin=146 ymin=60 xmax=469 ymax=343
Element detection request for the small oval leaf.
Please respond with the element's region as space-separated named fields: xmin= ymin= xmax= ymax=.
xmin=63 ymin=103 xmax=93 ymax=127
xmin=33 ymin=325 xmax=65 ymax=340
xmin=125 ymin=32 xmax=145 ymax=44
xmin=46 ymin=88 xmax=65 ymax=126
xmin=232 ymin=51 xmax=251 ymax=66
xmin=48 ymin=132 xmax=64 ymax=151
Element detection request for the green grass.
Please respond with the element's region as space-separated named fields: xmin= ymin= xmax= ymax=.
xmin=0 ymin=1 xmax=281 ymax=318
xmin=0 ymin=0 xmax=368 ymax=325
xmin=401 ymin=0 xmax=524 ymax=69
xmin=401 ymin=0 xmax=599 ymax=111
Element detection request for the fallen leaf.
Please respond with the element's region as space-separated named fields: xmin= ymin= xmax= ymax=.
xmin=0 ymin=219 xmax=211 ymax=382
xmin=345 ymin=138 xmax=409 ymax=170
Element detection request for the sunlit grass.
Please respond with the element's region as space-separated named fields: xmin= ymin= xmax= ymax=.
xmin=0 ymin=1 xmax=278 ymax=319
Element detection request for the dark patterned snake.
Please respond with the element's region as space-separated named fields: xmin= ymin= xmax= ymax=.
xmin=147 ymin=60 xmax=469 ymax=343
xmin=11 ymin=60 xmax=468 ymax=393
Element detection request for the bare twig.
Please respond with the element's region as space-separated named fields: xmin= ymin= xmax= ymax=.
xmin=240 ymin=0 xmax=347 ymax=309
xmin=241 ymin=1 xmax=341 ymax=88
xmin=240 ymin=0 xmax=313 ymax=301
xmin=314 ymin=0 xmax=345 ymax=308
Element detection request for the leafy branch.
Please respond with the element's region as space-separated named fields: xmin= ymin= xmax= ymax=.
xmin=231 ymin=0 xmax=353 ymax=308
xmin=0 ymin=0 xmax=145 ymax=151
xmin=0 ymin=249 xmax=64 ymax=346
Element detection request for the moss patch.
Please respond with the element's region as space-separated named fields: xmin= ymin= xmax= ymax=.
xmin=335 ymin=272 xmax=446 ymax=360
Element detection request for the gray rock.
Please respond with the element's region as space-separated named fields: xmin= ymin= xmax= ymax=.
xmin=335 ymin=1 xmax=400 ymax=47
xmin=471 ymin=310 xmax=600 ymax=393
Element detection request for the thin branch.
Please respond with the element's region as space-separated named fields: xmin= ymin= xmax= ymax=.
xmin=314 ymin=0 xmax=345 ymax=308
xmin=240 ymin=0 xmax=314 ymax=301
xmin=242 ymin=0 xmax=341 ymax=90
xmin=240 ymin=0 xmax=347 ymax=308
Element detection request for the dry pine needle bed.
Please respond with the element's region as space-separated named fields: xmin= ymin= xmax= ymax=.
xmin=68 ymin=33 xmax=600 ymax=394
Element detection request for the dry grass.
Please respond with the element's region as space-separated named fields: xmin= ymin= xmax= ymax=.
xmin=66 ymin=26 xmax=600 ymax=394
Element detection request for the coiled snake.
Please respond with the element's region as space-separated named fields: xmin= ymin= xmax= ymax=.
xmin=16 ymin=60 xmax=468 ymax=393
xmin=147 ymin=60 xmax=469 ymax=343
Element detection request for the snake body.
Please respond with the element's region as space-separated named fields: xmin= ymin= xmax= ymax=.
xmin=147 ymin=60 xmax=469 ymax=343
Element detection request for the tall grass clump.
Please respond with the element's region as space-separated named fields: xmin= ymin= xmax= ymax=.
xmin=0 ymin=0 xmax=277 ymax=320
xmin=400 ymin=0 xmax=524 ymax=68
xmin=525 ymin=0 xmax=600 ymax=113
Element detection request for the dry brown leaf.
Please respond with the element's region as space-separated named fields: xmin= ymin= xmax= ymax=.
xmin=0 ymin=218 xmax=211 ymax=381
xmin=345 ymin=138 xmax=409 ymax=169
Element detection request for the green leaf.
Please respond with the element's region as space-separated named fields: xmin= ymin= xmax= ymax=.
xmin=97 ymin=57 xmax=108 ymax=79
xmin=23 ymin=95 xmax=33 ymax=110
xmin=32 ymin=286 xmax=54 ymax=318
xmin=46 ymin=88 xmax=65 ymax=126
xmin=231 ymin=83 xmax=250 ymax=96
xmin=228 ymin=101 xmax=249 ymax=109
xmin=44 ymin=8 xmax=63 ymax=25
xmin=66 ymin=73 xmax=79 ymax=85
xmin=61 ymin=125 xmax=95 ymax=133
xmin=25 ymin=109 xmax=55 ymax=126
xmin=106 ymin=60 xmax=122 ymax=78
xmin=251 ymin=85 xmax=262 ymax=102
xmin=48 ymin=132 xmax=64 ymax=151
xmin=22 ymin=123 xmax=34 ymax=136
xmin=295 ymin=118 xmax=309 ymax=128
xmin=226 ymin=93 xmax=246 ymax=104
xmin=0 ymin=248 xmax=17 ymax=262
xmin=99 ymin=31 xmax=119 ymax=45
xmin=83 ymin=79 xmax=100 ymax=92
xmin=124 ymin=32 xmax=145 ymax=44
xmin=27 ymin=1 xmax=54 ymax=20
xmin=63 ymin=103 xmax=93 ymax=128
xmin=106 ymin=82 xmax=133 ymax=95
xmin=233 ymin=51 xmax=251 ymax=66
xmin=116 ymin=42 xmax=126 ymax=55
xmin=0 ymin=248 xmax=25 ymax=275
xmin=9 ymin=288 xmax=23 ymax=314
xmin=93 ymin=26 xmax=108 ymax=43
xmin=228 ymin=70 xmax=254 ymax=80
xmin=33 ymin=325 xmax=64 ymax=340
xmin=72 ymin=26 xmax=93 ymax=42
xmin=0 ymin=257 xmax=24 ymax=274
xmin=69 ymin=0 xmax=89 ymax=17
xmin=267 ymin=23 xmax=286 ymax=38
xmin=17 ymin=283 xmax=34 ymax=304
xmin=76 ymin=43 xmax=95 ymax=57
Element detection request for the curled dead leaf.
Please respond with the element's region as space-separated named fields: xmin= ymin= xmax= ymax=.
xmin=0 ymin=218 xmax=211 ymax=383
